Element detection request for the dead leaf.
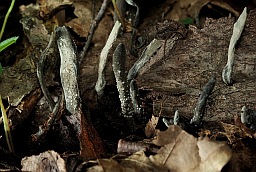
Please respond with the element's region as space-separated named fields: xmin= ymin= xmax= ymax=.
xmin=151 ymin=125 xmax=199 ymax=171
xmin=120 ymin=151 xmax=168 ymax=172
xmin=145 ymin=115 xmax=159 ymax=138
xmin=21 ymin=150 xmax=66 ymax=172
xmin=87 ymin=151 xmax=168 ymax=172
xmin=66 ymin=1 xmax=92 ymax=38
xmin=220 ymin=120 xmax=253 ymax=145
xmin=150 ymin=125 xmax=232 ymax=172
xmin=66 ymin=1 xmax=113 ymax=48
xmin=87 ymin=159 xmax=127 ymax=172
xmin=196 ymin=138 xmax=232 ymax=172
xmin=38 ymin=0 xmax=72 ymax=18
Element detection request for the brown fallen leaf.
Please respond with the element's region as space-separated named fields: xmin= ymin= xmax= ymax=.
xmin=87 ymin=151 xmax=168 ymax=172
xmin=144 ymin=115 xmax=159 ymax=138
xmin=87 ymin=159 xmax=127 ymax=172
xmin=150 ymin=125 xmax=232 ymax=172
xmin=220 ymin=116 xmax=254 ymax=145
xmin=196 ymin=137 xmax=232 ymax=172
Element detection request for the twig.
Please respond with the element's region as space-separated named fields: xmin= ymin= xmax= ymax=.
xmin=190 ymin=77 xmax=216 ymax=126
xmin=95 ymin=21 xmax=121 ymax=97
xmin=79 ymin=0 xmax=110 ymax=65
xmin=117 ymin=139 xmax=159 ymax=154
xmin=0 ymin=95 xmax=14 ymax=152
xmin=112 ymin=0 xmax=126 ymax=29
xmin=31 ymin=93 xmax=64 ymax=142
xmin=37 ymin=32 xmax=56 ymax=111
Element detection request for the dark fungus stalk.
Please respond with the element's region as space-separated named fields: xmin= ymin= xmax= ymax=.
xmin=190 ymin=77 xmax=216 ymax=127
xmin=113 ymin=43 xmax=132 ymax=116
xmin=125 ymin=0 xmax=140 ymax=28
xmin=113 ymin=43 xmax=142 ymax=132
xmin=130 ymin=79 xmax=141 ymax=115
xmin=37 ymin=32 xmax=56 ymax=111
xmin=113 ymin=0 xmax=126 ymax=26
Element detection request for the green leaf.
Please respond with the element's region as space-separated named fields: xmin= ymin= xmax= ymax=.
xmin=0 ymin=36 xmax=18 ymax=53
xmin=180 ymin=17 xmax=194 ymax=25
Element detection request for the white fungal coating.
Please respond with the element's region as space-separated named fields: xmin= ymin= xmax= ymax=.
xmin=222 ymin=7 xmax=247 ymax=85
xmin=95 ymin=21 xmax=121 ymax=97
xmin=56 ymin=26 xmax=80 ymax=115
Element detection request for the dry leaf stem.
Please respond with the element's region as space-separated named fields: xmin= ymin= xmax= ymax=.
xmin=0 ymin=95 xmax=14 ymax=152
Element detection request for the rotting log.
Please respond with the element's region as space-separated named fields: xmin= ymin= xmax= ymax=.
xmin=136 ymin=10 xmax=256 ymax=123
xmin=80 ymin=10 xmax=256 ymax=127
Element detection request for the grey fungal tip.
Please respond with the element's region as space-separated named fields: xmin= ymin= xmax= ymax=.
xmin=55 ymin=27 xmax=76 ymax=50
xmin=240 ymin=106 xmax=256 ymax=131
xmin=162 ymin=118 xmax=171 ymax=128
xmin=127 ymin=39 xmax=162 ymax=81
xmin=113 ymin=43 xmax=126 ymax=65
xmin=162 ymin=110 xmax=179 ymax=127
xmin=173 ymin=110 xmax=179 ymax=125
xmin=241 ymin=106 xmax=249 ymax=124
xmin=240 ymin=106 xmax=256 ymax=125
xmin=190 ymin=77 xmax=216 ymax=126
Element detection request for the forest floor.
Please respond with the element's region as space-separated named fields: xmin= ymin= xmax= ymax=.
xmin=0 ymin=0 xmax=256 ymax=171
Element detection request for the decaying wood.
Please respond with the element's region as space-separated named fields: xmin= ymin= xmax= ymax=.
xmin=136 ymin=10 xmax=256 ymax=124
xmin=8 ymin=88 xmax=42 ymax=129
xmin=79 ymin=10 xmax=256 ymax=128
xmin=117 ymin=139 xmax=159 ymax=154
